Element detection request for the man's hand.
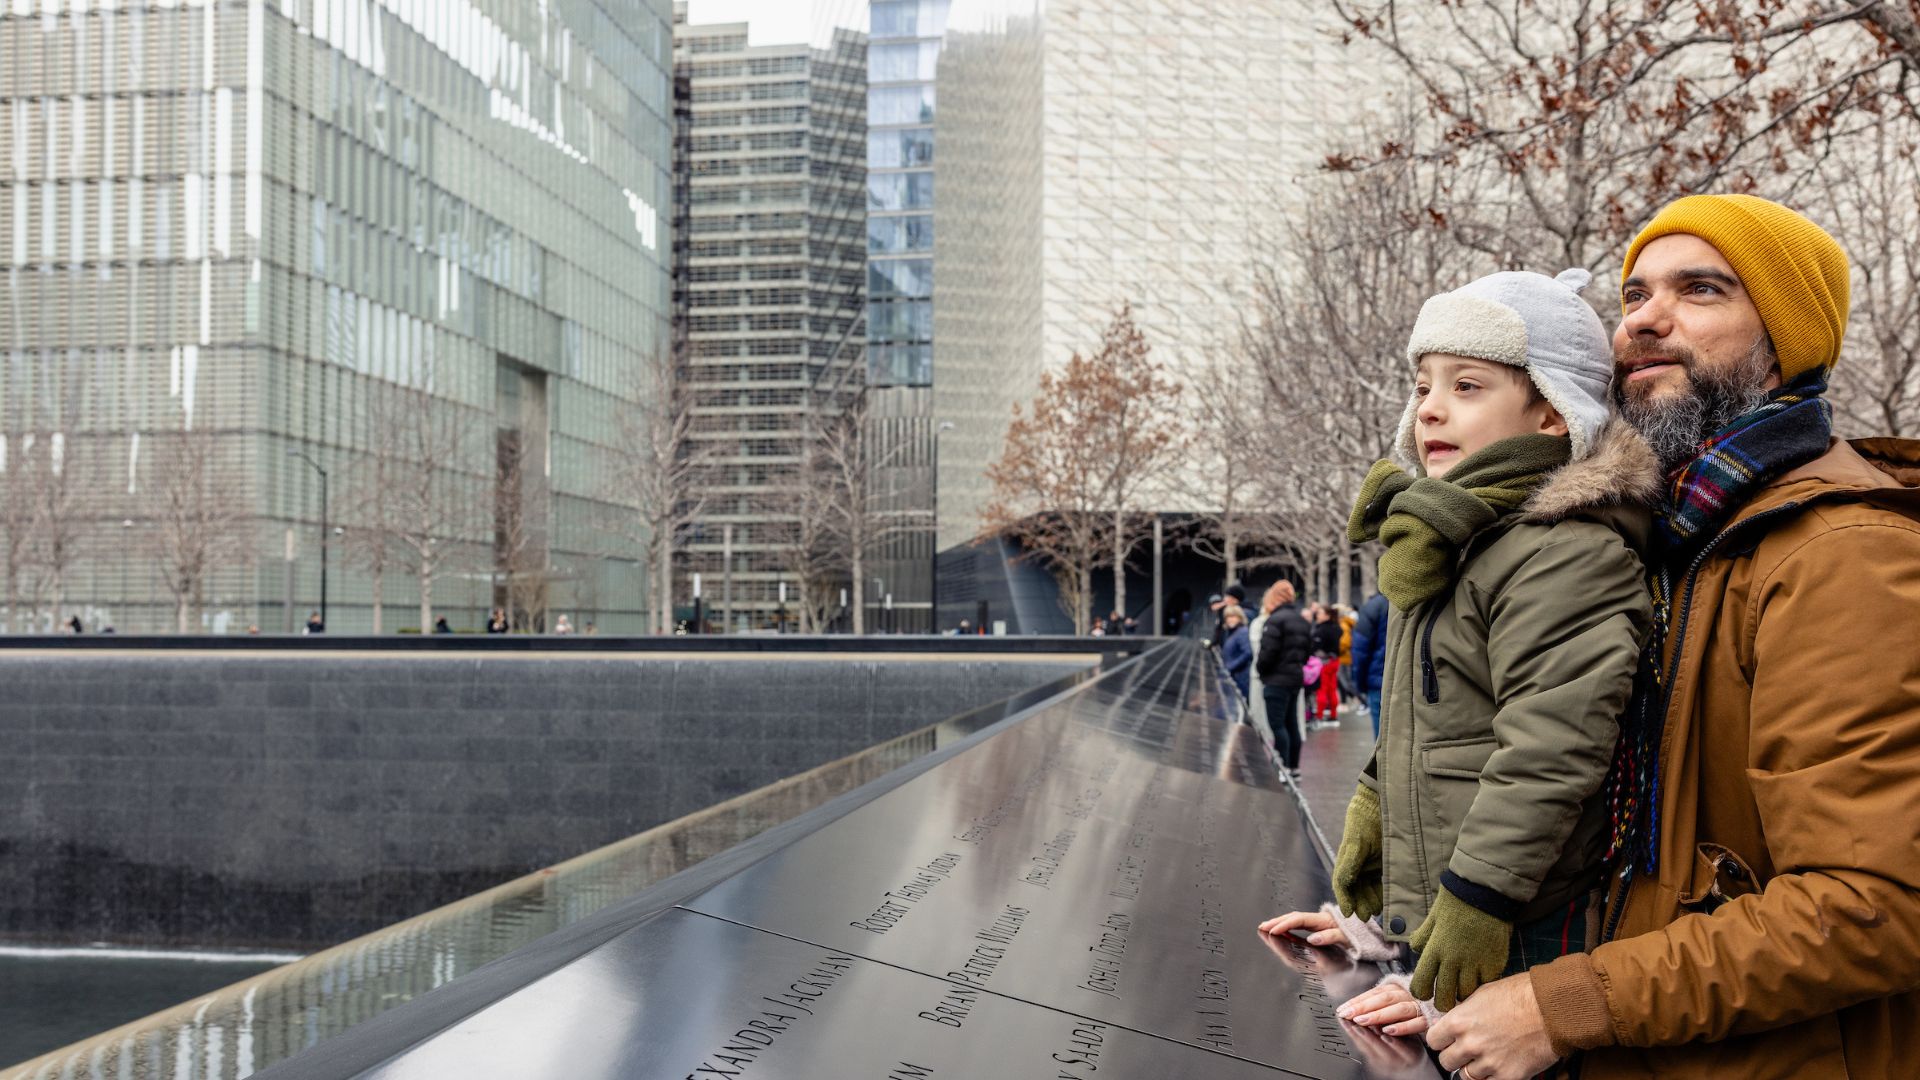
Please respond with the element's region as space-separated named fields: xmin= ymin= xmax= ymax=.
xmin=1425 ymin=973 xmax=1558 ymax=1080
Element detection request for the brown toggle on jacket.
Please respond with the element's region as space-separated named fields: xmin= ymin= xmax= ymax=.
xmin=1529 ymin=437 xmax=1920 ymax=1079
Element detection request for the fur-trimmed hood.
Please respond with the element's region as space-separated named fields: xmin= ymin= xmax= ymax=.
xmin=1521 ymin=420 xmax=1664 ymax=525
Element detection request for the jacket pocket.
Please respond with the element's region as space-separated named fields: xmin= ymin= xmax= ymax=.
xmin=1678 ymin=842 xmax=1761 ymax=914
xmin=1420 ymin=737 xmax=1498 ymax=780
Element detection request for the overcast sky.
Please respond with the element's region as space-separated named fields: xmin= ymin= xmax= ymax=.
xmin=684 ymin=0 xmax=869 ymax=48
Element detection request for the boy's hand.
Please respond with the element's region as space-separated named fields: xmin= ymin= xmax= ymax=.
xmin=1332 ymin=785 xmax=1384 ymax=920
xmin=1408 ymin=887 xmax=1511 ymax=1011
xmin=1338 ymin=980 xmax=1431 ymax=1038
xmin=1257 ymin=909 xmax=1348 ymax=948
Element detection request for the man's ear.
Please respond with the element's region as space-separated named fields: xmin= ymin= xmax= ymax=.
xmin=1537 ymin=402 xmax=1570 ymax=438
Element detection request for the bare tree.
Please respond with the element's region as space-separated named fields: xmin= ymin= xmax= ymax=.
xmin=1088 ymin=304 xmax=1186 ymax=619
xmin=981 ymin=347 xmax=1124 ymax=634
xmin=0 ymin=433 xmax=42 ymax=632
xmin=1228 ymin=156 xmax=1479 ymax=602
xmin=1815 ymin=121 xmax=1920 ymax=437
xmin=604 ymin=348 xmax=709 ymax=635
xmin=378 ymin=385 xmax=477 ymax=634
xmin=1319 ymin=3 xmax=1920 ymax=439
xmin=336 ymin=382 xmax=418 ymax=634
xmin=494 ymin=429 xmax=550 ymax=631
xmin=778 ymin=471 xmax=843 ymax=634
xmin=25 ymin=367 xmax=94 ymax=630
xmin=1324 ymin=1 xmax=1915 ymax=271
xmin=151 ymin=426 xmax=255 ymax=632
xmin=800 ymin=392 xmax=929 ymax=634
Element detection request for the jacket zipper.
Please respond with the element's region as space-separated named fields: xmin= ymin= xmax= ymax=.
xmin=1419 ymin=603 xmax=1443 ymax=704
xmin=1599 ymin=501 xmax=1803 ymax=944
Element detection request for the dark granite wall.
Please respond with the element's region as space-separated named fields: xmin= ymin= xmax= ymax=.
xmin=0 ymin=652 xmax=1095 ymax=949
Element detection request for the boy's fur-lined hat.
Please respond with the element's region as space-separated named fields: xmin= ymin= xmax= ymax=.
xmin=1394 ymin=268 xmax=1613 ymax=473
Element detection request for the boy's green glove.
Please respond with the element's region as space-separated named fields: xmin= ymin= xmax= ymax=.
xmin=1331 ymin=784 xmax=1383 ymax=921
xmin=1408 ymin=886 xmax=1512 ymax=1011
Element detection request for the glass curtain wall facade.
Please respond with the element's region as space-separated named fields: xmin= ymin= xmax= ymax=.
xmin=863 ymin=0 xmax=945 ymax=633
xmin=673 ymin=7 xmax=865 ymax=631
xmin=0 ymin=0 xmax=675 ymax=633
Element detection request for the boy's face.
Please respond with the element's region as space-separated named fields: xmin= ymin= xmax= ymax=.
xmin=1413 ymin=354 xmax=1567 ymax=478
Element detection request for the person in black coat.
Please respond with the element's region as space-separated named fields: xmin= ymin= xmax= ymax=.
xmin=1254 ymin=580 xmax=1312 ymax=779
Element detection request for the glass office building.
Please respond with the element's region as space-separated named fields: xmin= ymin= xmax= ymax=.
xmin=673 ymin=6 xmax=866 ymax=631
xmin=861 ymin=0 xmax=945 ymax=633
xmin=0 ymin=0 xmax=676 ymax=632
xmin=865 ymin=0 xmax=942 ymax=391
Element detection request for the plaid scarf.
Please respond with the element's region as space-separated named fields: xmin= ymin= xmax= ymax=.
xmin=1655 ymin=369 xmax=1833 ymax=551
xmin=1604 ymin=369 xmax=1833 ymax=881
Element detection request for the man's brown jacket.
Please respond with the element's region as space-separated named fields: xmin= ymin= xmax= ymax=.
xmin=1530 ymin=437 xmax=1920 ymax=1078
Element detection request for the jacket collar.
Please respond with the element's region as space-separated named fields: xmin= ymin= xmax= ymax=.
xmin=1520 ymin=420 xmax=1664 ymax=525
xmin=1724 ymin=437 xmax=1920 ymax=528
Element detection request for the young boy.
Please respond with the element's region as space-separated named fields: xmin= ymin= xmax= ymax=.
xmin=1260 ymin=268 xmax=1659 ymax=1034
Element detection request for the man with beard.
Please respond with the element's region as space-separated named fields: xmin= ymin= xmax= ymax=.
xmin=1423 ymin=195 xmax=1920 ymax=1079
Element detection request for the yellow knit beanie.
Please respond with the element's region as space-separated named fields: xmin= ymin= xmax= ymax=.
xmin=1622 ymin=194 xmax=1850 ymax=383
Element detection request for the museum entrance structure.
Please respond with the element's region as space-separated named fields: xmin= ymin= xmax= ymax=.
xmin=251 ymin=641 xmax=1436 ymax=1079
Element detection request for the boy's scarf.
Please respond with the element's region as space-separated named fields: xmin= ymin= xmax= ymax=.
xmin=1604 ymin=370 xmax=1833 ymax=887
xmin=1655 ymin=369 xmax=1833 ymax=551
xmin=1349 ymin=434 xmax=1572 ymax=610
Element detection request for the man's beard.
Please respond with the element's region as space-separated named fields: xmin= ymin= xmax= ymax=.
xmin=1615 ymin=337 xmax=1776 ymax=473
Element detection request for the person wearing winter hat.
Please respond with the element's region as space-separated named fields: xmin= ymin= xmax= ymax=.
xmin=1425 ymin=198 xmax=1920 ymax=1080
xmin=1260 ymin=267 xmax=1660 ymax=1037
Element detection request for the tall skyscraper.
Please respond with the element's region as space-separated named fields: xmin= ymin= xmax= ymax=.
xmin=931 ymin=0 xmax=1366 ymax=630
xmin=863 ymin=0 xmax=947 ymax=634
xmin=0 ymin=0 xmax=676 ymax=632
xmin=672 ymin=4 xmax=866 ymax=631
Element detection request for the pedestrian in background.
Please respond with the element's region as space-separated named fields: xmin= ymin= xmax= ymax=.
xmin=1219 ymin=605 xmax=1252 ymax=702
xmin=1246 ymin=599 xmax=1275 ymax=750
xmin=1348 ymin=591 xmax=1389 ymax=738
xmin=1308 ymin=603 xmax=1343 ymax=728
xmin=1255 ymin=581 xmax=1312 ymax=782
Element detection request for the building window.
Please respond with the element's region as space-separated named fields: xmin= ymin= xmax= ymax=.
xmin=867 ymin=128 xmax=934 ymax=168
xmin=868 ymin=85 xmax=935 ymax=125
xmin=868 ymin=214 xmax=933 ymax=254
xmin=868 ymin=259 xmax=932 ymax=299
xmin=871 ymin=0 xmax=949 ymax=38
xmin=868 ymin=42 xmax=942 ymax=83
xmin=867 ymin=172 xmax=934 ymax=211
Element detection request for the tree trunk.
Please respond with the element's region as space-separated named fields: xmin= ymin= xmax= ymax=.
xmin=1111 ymin=507 xmax=1127 ymax=620
xmin=176 ymin=591 xmax=190 ymax=633
xmin=371 ymin=561 xmax=384 ymax=634
xmin=419 ymin=562 xmax=434 ymax=637
xmin=657 ymin=540 xmax=672 ymax=634
xmin=851 ymin=552 xmax=865 ymax=635
xmin=1077 ymin=563 xmax=1091 ymax=635
xmin=1224 ymin=519 xmax=1238 ymax=589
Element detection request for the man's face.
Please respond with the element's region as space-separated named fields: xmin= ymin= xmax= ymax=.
xmin=1614 ymin=234 xmax=1780 ymax=469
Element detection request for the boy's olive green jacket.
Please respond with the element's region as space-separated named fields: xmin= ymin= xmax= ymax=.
xmin=1362 ymin=424 xmax=1660 ymax=939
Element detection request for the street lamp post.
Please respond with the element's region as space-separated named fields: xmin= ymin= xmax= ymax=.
xmin=287 ymin=450 xmax=329 ymax=629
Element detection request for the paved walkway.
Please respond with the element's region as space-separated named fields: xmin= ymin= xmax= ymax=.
xmin=1291 ymin=699 xmax=1380 ymax=851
